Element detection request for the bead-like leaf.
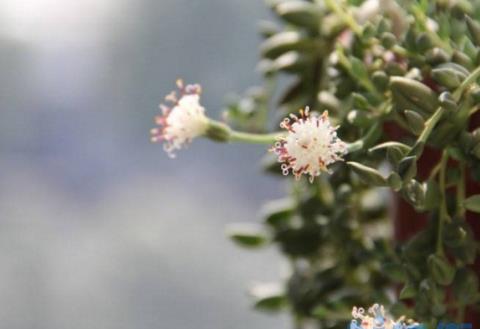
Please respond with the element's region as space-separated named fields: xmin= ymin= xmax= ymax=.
xmin=428 ymin=254 xmax=456 ymax=286
xmin=275 ymin=1 xmax=321 ymax=30
xmin=227 ymin=223 xmax=269 ymax=248
xmin=347 ymin=162 xmax=388 ymax=186
xmin=464 ymin=194 xmax=480 ymax=213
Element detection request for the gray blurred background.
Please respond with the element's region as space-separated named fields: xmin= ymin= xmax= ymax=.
xmin=0 ymin=1 xmax=289 ymax=328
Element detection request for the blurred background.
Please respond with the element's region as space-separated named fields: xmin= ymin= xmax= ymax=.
xmin=0 ymin=1 xmax=288 ymax=328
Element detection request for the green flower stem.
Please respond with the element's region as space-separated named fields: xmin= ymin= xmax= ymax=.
xmin=228 ymin=130 xmax=282 ymax=144
xmin=436 ymin=151 xmax=450 ymax=256
xmin=323 ymin=0 xmax=362 ymax=35
xmin=206 ymin=119 xmax=283 ymax=144
xmin=205 ymin=119 xmax=285 ymax=144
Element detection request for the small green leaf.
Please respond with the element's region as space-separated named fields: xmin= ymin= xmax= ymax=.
xmin=453 ymin=268 xmax=479 ymax=304
xmin=431 ymin=63 xmax=469 ymax=89
xmin=464 ymin=194 xmax=480 ymax=213
xmin=398 ymin=156 xmax=417 ymax=183
xmin=382 ymin=263 xmax=407 ymax=282
xmin=428 ymin=254 xmax=456 ymax=286
xmin=227 ymin=224 xmax=269 ymax=248
xmin=387 ymin=172 xmax=403 ymax=191
xmin=347 ymin=162 xmax=388 ymax=186
xmin=250 ymin=283 xmax=286 ymax=312
xmin=399 ymin=282 xmax=417 ymax=299
xmin=273 ymin=51 xmax=312 ymax=73
xmin=275 ymin=1 xmax=321 ymax=30
xmin=466 ymin=15 xmax=480 ymax=47
xmin=350 ymin=57 xmax=368 ymax=80
xmin=438 ymin=91 xmax=458 ymax=112
xmin=262 ymin=198 xmax=295 ymax=227
xmin=369 ymin=141 xmax=411 ymax=154
xmin=424 ymin=180 xmax=441 ymax=210
xmin=381 ymin=32 xmax=396 ymax=49
xmin=261 ymin=31 xmax=315 ymax=59
xmin=390 ymin=77 xmax=438 ymax=115
xmin=404 ymin=110 xmax=425 ymax=135
xmin=372 ymin=70 xmax=389 ymax=91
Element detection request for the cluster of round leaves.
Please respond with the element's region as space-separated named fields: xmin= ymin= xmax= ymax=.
xmin=227 ymin=0 xmax=480 ymax=328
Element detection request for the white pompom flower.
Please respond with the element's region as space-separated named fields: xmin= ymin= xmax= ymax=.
xmin=272 ymin=107 xmax=347 ymax=182
xmin=151 ymin=80 xmax=209 ymax=157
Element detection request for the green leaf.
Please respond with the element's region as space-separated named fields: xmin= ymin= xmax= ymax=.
xmin=404 ymin=179 xmax=426 ymax=209
xmin=464 ymin=194 xmax=480 ymax=213
xmin=273 ymin=51 xmax=312 ymax=73
xmin=382 ymin=263 xmax=407 ymax=283
xmin=424 ymin=180 xmax=441 ymax=210
xmin=390 ymin=77 xmax=438 ymax=116
xmin=275 ymin=1 xmax=321 ymax=30
xmin=381 ymin=32 xmax=396 ymax=49
xmin=250 ymin=283 xmax=286 ymax=312
xmin=453 ymin=268 xmax=479 ymax=304
xmin=372 ymin=70 xmax=389 ymax=91
xmin=369 ymin=141 xmax=411 ymax=154
xmin=466 ymin=15 xmax=480 ymax=47
xmin=226 ymin=224 xmax=269 ymax=248
xmin=399 ymin=282 xmax=417 ymax=299
xmin=397 ymin=156 xmax=417 ymax=183
xmin=350 ymin=57 xmax=368 ymax=81
xmin=404 ymin=110 xmax=425 ymax=135
xmin=428 ymin=254 xmax=456 ymax=286
xmin=347 ymin=109 xmax=370 ymax=127
xmin=431 ymin=63 xmax=469 ymax=89
xmin=262 ymin=198 xmax=295 ymax=227
xmin=387 ymin=172 xmax=403 ymax=191
xmin=260 ymin=31 xmax=316 ymax=59
xmin=347 ymin=162 xmax=388 ymax=186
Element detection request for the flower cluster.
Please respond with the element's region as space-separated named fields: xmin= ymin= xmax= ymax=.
xmin=151 ymin=80 xmax=209 ymax=157
xmin=350 ymin=304 xmax=421 ymax=329
xmin=272 ymin=107 xmax=347 ymax=182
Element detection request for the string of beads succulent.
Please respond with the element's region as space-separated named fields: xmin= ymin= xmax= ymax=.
xmin=151 ymin=0 xmax=480 ymax=328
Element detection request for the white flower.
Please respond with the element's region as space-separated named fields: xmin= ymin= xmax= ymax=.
xmin=350 ymin=304 xmax=420 ymax=329
xmin=151 ymin=80 xmax=209 ymax=157
xmin=272 ymin=107 xmax=347 ymax=182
